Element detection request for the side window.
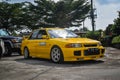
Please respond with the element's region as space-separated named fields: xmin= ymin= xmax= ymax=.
xmin=29 ymin=30 xmax=39 ymax=39
xmin=37 ymin=30 xmax=47 ymax=39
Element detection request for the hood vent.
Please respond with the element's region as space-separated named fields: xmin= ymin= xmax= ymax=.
xmin=84 ymin=44 xmax=97 ymax=47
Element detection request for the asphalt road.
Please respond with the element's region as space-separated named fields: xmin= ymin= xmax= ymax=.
xmin=0 ymin=47 xmax=120 ymax=80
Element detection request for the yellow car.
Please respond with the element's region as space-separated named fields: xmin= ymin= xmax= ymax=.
xmin=21 ymin=28 xmax=105 ymax=63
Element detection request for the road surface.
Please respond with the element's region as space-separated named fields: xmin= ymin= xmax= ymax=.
xmin=0 ymin=47 xmax=120 ymax=80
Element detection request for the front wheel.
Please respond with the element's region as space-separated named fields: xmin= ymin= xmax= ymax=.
xmin=50 ymin=46 xmax=64 ymax=63
xmin=24 ymin=48 xmax=30 ymax=59
xmin=4 ymin=46 xmax=12 ymax=56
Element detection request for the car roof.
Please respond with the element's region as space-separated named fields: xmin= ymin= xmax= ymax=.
xmin=38 ymin=27 xmax=63 ymax=30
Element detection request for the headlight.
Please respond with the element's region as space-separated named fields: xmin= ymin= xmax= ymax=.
xmin=11 ymin=39 xmax=19 ymax=43
xmin=98 ymin=42 xmax=102 ymax=46
xmin=65 ymin=43 xmax=82 ymax=48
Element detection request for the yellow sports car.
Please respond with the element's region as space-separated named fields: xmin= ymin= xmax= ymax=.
xmin=21 ymin=28 xmax=105 ymax=63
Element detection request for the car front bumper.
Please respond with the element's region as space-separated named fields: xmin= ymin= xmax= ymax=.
xmin=12 ymin=43 xmax=21 ymax=52
xmin=62 ymin=47 xmax=105 ymax=61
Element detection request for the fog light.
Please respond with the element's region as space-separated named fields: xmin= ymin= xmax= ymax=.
xmin=74 ymin=51 xmax=81 ymax=56
xmin=101 ymin=49 xmax=105 ymax=53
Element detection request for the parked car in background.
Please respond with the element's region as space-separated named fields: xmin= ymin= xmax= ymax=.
xmin=0 ymin=39 xmax=5 ymax=58
xmin=0 ymin=29 xmax=22 ymax=56
xmin=21 ymin=28 xmax=105 ymax=63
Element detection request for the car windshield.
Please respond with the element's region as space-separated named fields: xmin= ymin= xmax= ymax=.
xmin=48 ymin=29 xmax=78 ymax=38
xmin=0 ymin=29 xmax=9 ymax=36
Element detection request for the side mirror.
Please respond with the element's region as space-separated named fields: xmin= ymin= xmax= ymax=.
xmin=41 ymin=35 xmax=49 ymax=39
xmin=23 ymin=36 xmax=28 ymax=40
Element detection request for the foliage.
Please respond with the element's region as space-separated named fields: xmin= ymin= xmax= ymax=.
xmin=86 ymin=31 xmax=101 ymax=40
xmin=25 ymin=0 xmax=55 ymax=29
xmin=105 ymin=24 xmax=114 ymax=35
xmin=53 ymin=0 xmax=90 ymax=28
xmin=105 ymin=11 xmax=120 ymax=36
xmin=112 ymin=35 xmax=120 ymax=49
xmin=0 ymin=0 xmax=90 ymax=32
xmin=101 ymin=35 xmax=113 ymax=47
xmin=112 ymin=35 xmax=120 ymax=44
xmin=104 ymin=11 xmax=120 ymax=47
xmin=0 ymin=2 xmax=23 ymax=32
xmin=80 ymin=27 xmax=89 ymax=31
xmin=112 ymin=11 xmax=120 ymax=36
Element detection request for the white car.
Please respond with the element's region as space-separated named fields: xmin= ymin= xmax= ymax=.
xmin=0 ymin=39 xmax=5 ymax=57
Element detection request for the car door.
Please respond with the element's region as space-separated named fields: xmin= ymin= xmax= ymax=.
xmin=27 ymin=30 xmax=40 ymax=56
xmin=35 ymin=30 xmax=50 ymax=58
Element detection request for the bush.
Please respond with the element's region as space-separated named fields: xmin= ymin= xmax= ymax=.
xmin=86 ymin=31 xmax=101 ymax=40
xmin=112 ymin=35 xmax=120 ymax=49
xmin=112 ymin=35 xmax=120 ymax=44
xmin=101 ymin=35 xmax=113 ymax=47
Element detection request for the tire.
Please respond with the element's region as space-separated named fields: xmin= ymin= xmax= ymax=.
xmin=50 ymin=46 xmax=64 ymax=63
xmin=18 ymin=50 xmax=22 ymax=55
xmin=4 ymin=46 xmax=12 ymax=56
xmin=0 ymin=46 xmax=2 ymax=59
xmin=24 ymin=48 xmax=30 ymax=59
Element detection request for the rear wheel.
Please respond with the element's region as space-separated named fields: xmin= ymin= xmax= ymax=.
xmin=4 ymin=46 xmax=12 ymax=56
xmin=24 ymin=48 xmax=30 ymax=59
xmin=50 ymin=46 xmax=64 ymax=63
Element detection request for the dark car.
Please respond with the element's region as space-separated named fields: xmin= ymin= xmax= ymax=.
xmin=0 ymin=29 xmax=21 ymax=56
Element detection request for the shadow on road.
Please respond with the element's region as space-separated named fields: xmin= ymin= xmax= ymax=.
xmin=15 ymin=57 xmax=104 ymax=67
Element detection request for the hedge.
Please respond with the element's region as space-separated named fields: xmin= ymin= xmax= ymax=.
xmin=112 ymin=35 xmax=120 ymax=44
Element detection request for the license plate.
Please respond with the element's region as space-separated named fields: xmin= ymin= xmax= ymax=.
xmin=88 ymin=48 xmax=98 ymax=52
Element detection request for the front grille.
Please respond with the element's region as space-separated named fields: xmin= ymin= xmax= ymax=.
xmin=84 ymin=44 xmax=97 ymax=47
xmin=84 ymin=48 xmax=100 ymax=56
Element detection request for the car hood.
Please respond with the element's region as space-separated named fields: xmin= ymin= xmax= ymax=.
xmin=0 ymin=36 xmax=16 ymax=39
xmin=0 ymin=36 xmax=22 ymax=42
xmin=53 ymin=38 xmax=99 ymax=44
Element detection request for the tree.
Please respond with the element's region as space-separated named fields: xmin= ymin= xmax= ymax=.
xmin=80 ymin=27 xmax=89 ymax=31
xmin=53 ymin=0 xmax=90 ymax=28
xmin=0 ymin=0 xmax=90 ymax=31
xmin=105 ymin=11 xmax=120 ymax=36
xmin=0 ymin=2 xmax=23 ymax=32
xmin=28 ymin=0 xmax=55 ymax=29
xmin=105 ymin=24 xmax=114 ymax=35
xmin=112 ymin=11 xmax=120 ymax=35
xmin=26 ymin=0 xmax=90 ymax=29
xmin=16 ymin=0 xmax=55 ymax=30
xmin=18 ymin=2 xmax=37 ymax=30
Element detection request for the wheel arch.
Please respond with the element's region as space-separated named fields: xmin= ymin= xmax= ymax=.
xmin=51 ymin=45 xmax=62 ymax=52
xmin=4 ymin=40 xmax=13 ymax=48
